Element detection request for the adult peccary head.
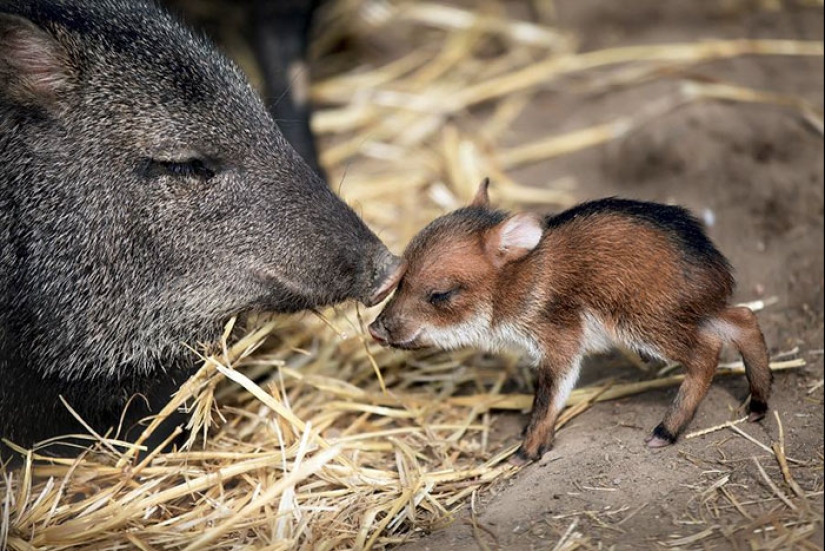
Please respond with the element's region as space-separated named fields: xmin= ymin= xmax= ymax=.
xmin=0 ymin=0 xmax=404 ymax=459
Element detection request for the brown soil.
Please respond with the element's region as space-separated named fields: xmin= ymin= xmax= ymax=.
xmin=397 ymin=2 xmax=824 ymax=550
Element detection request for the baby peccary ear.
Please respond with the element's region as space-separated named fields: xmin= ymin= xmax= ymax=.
xmin=470 ymin=178 xmax=491 ymax=208
xmin=0 ymin=14 xmax=73 ymax=108
xmin=486 ymin=212 xmax=544 ymax=267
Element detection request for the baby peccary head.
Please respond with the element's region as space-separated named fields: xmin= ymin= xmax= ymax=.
xmin=370 ymin=180 xmax=543 ymax=356
xmin=372 ymin=180 xmax=772 ymax=465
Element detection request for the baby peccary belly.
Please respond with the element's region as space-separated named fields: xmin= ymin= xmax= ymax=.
xmin=370 ymin=181 xmax=772 ymax=464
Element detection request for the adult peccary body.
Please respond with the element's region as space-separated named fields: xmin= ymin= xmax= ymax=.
xmin=0 ymin=0 xmax=404 ymax=462
xmin=250 ymin=0 xmax=323 ymax=175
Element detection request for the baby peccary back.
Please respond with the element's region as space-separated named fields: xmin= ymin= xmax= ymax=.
xmin=370 ymin=180 xmax=772 ymax=464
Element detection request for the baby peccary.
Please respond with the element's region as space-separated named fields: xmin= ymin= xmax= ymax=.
xmin=370 ymin=180 xmax=772 ymax=464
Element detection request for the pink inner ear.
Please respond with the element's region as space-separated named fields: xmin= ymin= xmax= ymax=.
xmin=487 ymin=213 xmax=544 ymax=266
xmin=499 ymin=213 xmax=544 ymax=252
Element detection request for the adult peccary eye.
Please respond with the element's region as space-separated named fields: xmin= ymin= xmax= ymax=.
xmin=428 ymin=288 xmax=459 ymax=306
xmin=140 ymin=157 xmax=216 ymax=181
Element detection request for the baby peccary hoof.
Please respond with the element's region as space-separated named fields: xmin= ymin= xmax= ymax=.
xmin=747 ymin=399 xmax=769 ymax=423
xmin=509 ymin=443 xmax=550 ymax=466
xmin=645 ymin=424 xmax=677 ymax=449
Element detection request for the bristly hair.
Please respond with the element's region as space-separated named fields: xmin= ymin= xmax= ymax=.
xmin=403 ymin=206 xmax=508 ymax=259
xmin=545 ymin=197 xmax=733 ymax=275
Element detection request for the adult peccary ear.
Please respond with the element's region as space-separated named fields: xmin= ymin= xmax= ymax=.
xmin=470 ymin=178 xmax=491 ymax=208
xmin=0 ymin=14 xmax=73 ymax=108
xmin=485 ymin=212 xmax=544 ymax=267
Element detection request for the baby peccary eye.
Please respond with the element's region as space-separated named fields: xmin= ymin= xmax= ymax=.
xmin=141 ymin=157 xmax=216 ymax=181
xmin=428 ymin=287 xmax=459 ymax=306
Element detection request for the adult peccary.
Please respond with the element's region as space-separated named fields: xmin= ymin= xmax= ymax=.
xmin=250 ymin=0 xmax=323 ymax=176
xmin=0 ymin=0 xmax=405 ymax=463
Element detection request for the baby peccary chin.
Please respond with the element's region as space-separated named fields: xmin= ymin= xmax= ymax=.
xmin=370 ymin=180 xmax=772 ymax=464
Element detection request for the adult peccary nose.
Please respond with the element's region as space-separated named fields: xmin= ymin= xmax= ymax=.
xmin=364 ymin=251 xmax=407 ymax=307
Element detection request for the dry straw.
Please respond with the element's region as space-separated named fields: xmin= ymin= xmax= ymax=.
xmin=2 ymin=1 xmax=822 ymax=549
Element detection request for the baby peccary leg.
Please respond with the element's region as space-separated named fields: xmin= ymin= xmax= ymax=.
xmin=513 ymin=336 xmax=583 ymax=464
xmin=719 ymin=307 xmax=773 ymax=421
xmin=647 ymin=307 xmax=772 ymax=447
xmin=647 ymin=333 xmax=723 ymax=448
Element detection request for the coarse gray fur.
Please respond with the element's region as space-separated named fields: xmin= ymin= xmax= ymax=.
xmin=0 ymin=0 xmax=393 ymax=460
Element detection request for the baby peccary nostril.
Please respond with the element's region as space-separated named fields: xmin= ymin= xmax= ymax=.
xmin=368 ymin=319 xmax=389 ymax=344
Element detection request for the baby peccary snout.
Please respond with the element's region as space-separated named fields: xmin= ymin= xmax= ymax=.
xmin=371 ymin=179 xmax=772 ymax=465
xmin=368 ymin=318 xmax=389 ymax=344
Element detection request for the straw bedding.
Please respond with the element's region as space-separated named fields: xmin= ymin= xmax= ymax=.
xmin=1 ymin=1 xmax=822 ymax=549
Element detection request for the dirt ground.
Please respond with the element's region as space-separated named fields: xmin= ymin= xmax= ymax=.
xmin=395 ymin=2 xmax=824 ymax=549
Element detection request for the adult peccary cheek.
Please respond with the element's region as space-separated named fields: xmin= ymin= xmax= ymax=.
xmin=0 ymin=0 xmax=402 ymax=461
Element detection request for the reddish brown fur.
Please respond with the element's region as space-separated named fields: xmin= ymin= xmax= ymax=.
xmin=370 ymin=182 xmax=772 ymax=463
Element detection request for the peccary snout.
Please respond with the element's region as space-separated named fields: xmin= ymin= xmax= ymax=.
xmin=365 ymin=251 xmax=407 ymax=308
xmin=368 ymin=316 xmax=390 ymax=344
